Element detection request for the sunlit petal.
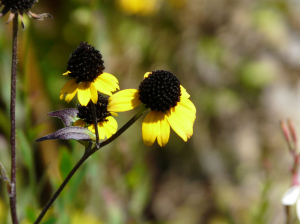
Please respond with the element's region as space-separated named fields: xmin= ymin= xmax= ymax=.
xmin=166 ymin=108 xmax=191 ymax=142
xmin=179 ymin=98 xmax=196 ymax=116
xmin=63 ymin=71 xmax=71 ymax=76
xmin=142 ymin=111 xmax=158 ymax=146
xmin=180 ymin=85 xmax=190 ymax=99
xmin=93 ymin=78 xmax=113 ymax=96
xmin=99 ymin=72 xmax=120 ymax=90
xmin=282 ymin=186 xmax=300 ymax=205
xmin=171 ymin=106 xmax=194 ymax=137
xmin=78 ymin=82 xmax=91 ymax=106
xmin=95 ymin=76 xmax=116 ymax=92
xmin=108 ymin=89 xmax=141 ymax=112
xmin=60 ymin=79 xmax=78 ymax=103
xmin=156 ymin=112 xmax=170 ymax=147
xmin=102 ymin=72 xmax=119 ymax=84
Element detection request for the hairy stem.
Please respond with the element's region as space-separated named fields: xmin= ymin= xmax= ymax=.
xmin=34 ymin=112 xmax=143 ymax=224
xmin=9 ymin=14 xmax=19 ymax=224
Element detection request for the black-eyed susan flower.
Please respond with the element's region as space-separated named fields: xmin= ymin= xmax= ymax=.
xmin=108 ymin=70 xmax=196 ymax=147
xmin=0 ymin=0 xmax=52 ymax=29
xmin=73 ymin=93 xmax=118 ymax=140
xmin=60 ymin=42 xmax=119 ymax=107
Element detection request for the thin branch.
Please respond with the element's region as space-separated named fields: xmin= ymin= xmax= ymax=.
xmin=9 ymin=13 xmax=19 ymax=224
xmin=34 ymin=112 xmax=144 ymax=224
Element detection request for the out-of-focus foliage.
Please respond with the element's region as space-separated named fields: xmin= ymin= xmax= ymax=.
xmin=0 ymin=0 xmax=300 ymax=223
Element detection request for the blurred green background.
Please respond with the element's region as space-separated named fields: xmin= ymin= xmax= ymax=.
xmin=0 ymin=0 xmax=299 ymax=223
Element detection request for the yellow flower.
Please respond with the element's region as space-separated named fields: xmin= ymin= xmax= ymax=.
xmin=108 ymin=70 xmax=196 ymax=147
xmin=73 ymin=94 xmax=118 ymax=140
xmin=117 ymin=0 xmax=160 ymax=16
xmin=60 ymin=42 xmax=119 ymax=106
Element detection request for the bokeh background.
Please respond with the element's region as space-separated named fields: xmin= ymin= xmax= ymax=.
xmin=0 ymin=0 xmax=300 ymax=223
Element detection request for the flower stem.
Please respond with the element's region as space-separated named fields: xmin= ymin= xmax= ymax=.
xmin=91 ymin=103 xmax=99 ymax=145
xmin=9 ymin=13 xmax=19 ymax=224
xmin=34 ymin=112 xmax=144 ymax=224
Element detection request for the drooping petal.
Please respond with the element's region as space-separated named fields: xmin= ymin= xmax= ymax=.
xmin=156 ymin=112 xmax=170 ymax=147
xmin=142 ymin=111 xmax=159 ymax=146
xmin=166 ymin=107 xmax=193 ymax=142
xmin=95 ymin=75 xmax=117 ymax=92
xmin=108 ymin=89 xmax=141 ymax=112
xmin=90 ymin=82 xmax=99 ymax=104
xmin=176 ymin=100 xmax=196 ymax=124
xmin=60 ymin=79 xmax=78 ymax=103
xmin=78 ymin=82 xmax=92 ymax=106
xmin=282 ymin=186 xmax=300 ymax=205
xmin=180 ymin=85 xmax=190 ymax=99
xmin=171 ymin=105 xmax=194 ymax=137
xmin=179 ymin=97 xmax=196 ymax=116
xmin=93 ymin=78 xmax=114 ymax=96
xmin=73 ymin=119 xmax=86 ymax=127
xmin=99 ymin=72 xmax=120 ymax=90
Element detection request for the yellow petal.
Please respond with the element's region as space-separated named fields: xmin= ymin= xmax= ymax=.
xmin=93 ymin=78 xmax=113 ymax=96
xmin=173 ymin=105 xmax=194 ymax=136
xmin=166 ymin=107 xmax=192 ymax=142
xmin=103 ymin=117 xmax=118 ymax=139
xmin=102 ymin=72 xmax=119 ymax=84
xmin=180 ymin=85 xmax=190 ymax=99
xmin=179 ymin=98 xmax=196 ymax=115
xmin=142 ymin=111 xmax=158 ymax=146
xmin=88 ymin=124 xmax=106 ymax=140
xmin=177 ymin=100 xmax=196 ymax=122
xmin=73 ymin=119 xmax=86 ymax=127
xmin=97 ymin=124 xmax=106 ymax=140
xmin=78 ymin=82 xmax=91 ymax=106
xmin=63 ymin=71 xmax=71 ymax=76
xmin=90 ymin=83 xmax=98 ymax=104
xmin=156 ymin=112 xmax=170 ymax=147
xmin=99 ymin=72 xmax=120 ymax=90
xmin=95 ymin=75 xmax=116 ymax=92
xmin=144 ymin=72 xmax=152 ymax=79
xmin=60 ymin=79 xmax=78 ymax=103
xmin=108 ymin=89 xmax=141 ymax=112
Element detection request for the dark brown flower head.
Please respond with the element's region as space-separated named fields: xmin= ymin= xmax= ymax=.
xmin=67 ymin=42 xmax=105 ymax=84
xmin=77 ymin=93 xmax=111 ymax=125
xmin=0 ymin=0 xmax=52 ymax=29
xmin=138 ymin=70 xmax=181 ymax=112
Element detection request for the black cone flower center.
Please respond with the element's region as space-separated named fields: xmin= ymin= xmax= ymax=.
xmin=138 ymin=70 xmax=181 ymax=112
xmin=77 ymin=94 xmax=111 ymax=124
xmin=67 ymin=42 xmax=105 ymax=84
xmin=1 ymin=0 xmax=36 ymax=10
